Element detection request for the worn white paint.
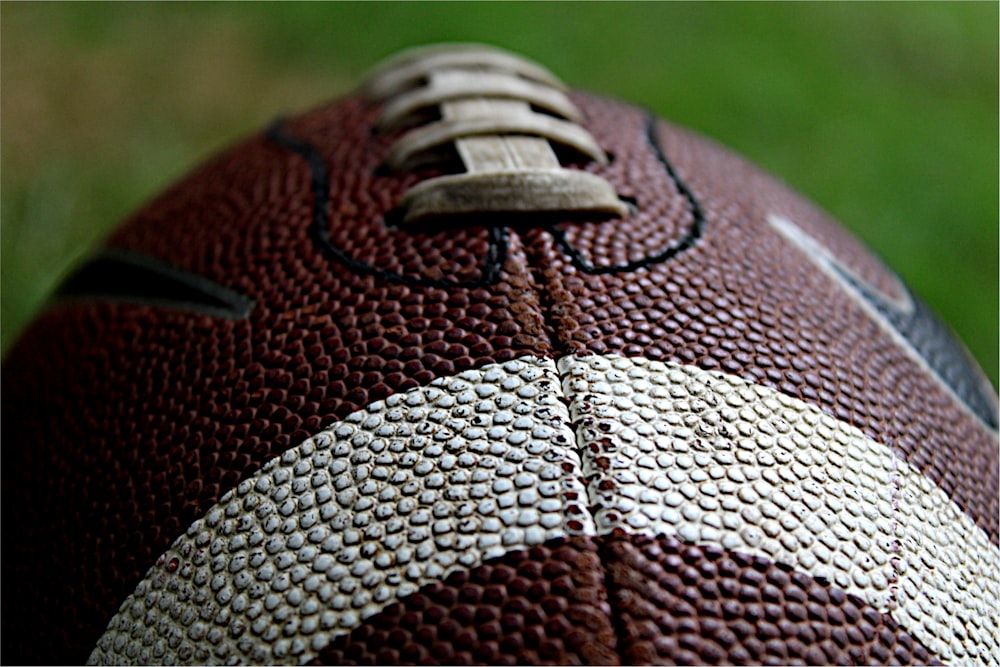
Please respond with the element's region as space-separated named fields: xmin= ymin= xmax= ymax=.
xmin=90 ymin=355 xmax=999 ymax=666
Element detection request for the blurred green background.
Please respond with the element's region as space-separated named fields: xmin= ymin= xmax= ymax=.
xmin=3 ymin=2 xmax=997 ymax=385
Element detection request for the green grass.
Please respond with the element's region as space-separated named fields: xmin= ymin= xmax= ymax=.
xmin=3 ymin=2 xmax=997 ymax=385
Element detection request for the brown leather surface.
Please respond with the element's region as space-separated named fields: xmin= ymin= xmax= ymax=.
xmin=524 ymin=97 xmax=997 ymax=543
xmin=312 ymin=537 xmax=618 ymax=666
xmin=2 ymin=90 xmax=994 ymax=664
xmin=311 ymin=535 xmax=937 ymax=666
xmin=604 ymin=533 xmax=938 ymax=666
xmin=1 ymin=101 xmax=554 ymax=662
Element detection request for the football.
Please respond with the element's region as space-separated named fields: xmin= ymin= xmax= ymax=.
xmin=3 ymin=43 xmax=997 ymax=666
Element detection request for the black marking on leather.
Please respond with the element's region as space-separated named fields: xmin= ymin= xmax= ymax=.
xmin=547 ymin=111 xmax=704 ymax=275
xmin=482 ymin=225 xmax=507 ymax=285
xmin=838 ymin=268 xmax=999 ymax=429
xmin=56 ymin=249 xmax=254 ymax=319
xmin=266 ymin=121 xmax=502 ymax=289
xmin=266 ymin=111 xmax=701 ymax=288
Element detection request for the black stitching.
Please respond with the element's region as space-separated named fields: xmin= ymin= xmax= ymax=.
xmin=265 ymin=121 xmax=503 ymax=289
xmin=265 ymin=111 xmax=701 ymax=287
xmin=56 ymin=248 xmax=255 ymax=319
xmin=548 ymin=111 xmax=704 ymax=275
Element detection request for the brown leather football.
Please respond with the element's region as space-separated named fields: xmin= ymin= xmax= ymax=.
xmin=3 ymin=44 xmax=997 ymax=666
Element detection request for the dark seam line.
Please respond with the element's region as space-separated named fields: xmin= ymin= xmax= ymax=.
xmin=264 ymin=120 xmax=503 ymax=290
xmin=549 ymin=110 xmax=705 ymax=275
xmin=483 ymin=224 xmax=508 ymax=285
xmin=597 ymin=534 xmax=629 ymax=666
xmin=515 ymin=243 xmax=627 ymax=661
xmin=55 ymin=248 xmax=255 ymax=319
xmin=533 ymin=110 xmax=707 ymax=664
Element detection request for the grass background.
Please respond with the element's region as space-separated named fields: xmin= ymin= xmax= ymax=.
xmin=3 ymin=2 xmax=997 ymax=385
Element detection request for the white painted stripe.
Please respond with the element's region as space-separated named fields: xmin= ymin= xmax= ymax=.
xmin=88 ymin=357 xmax=592 ymax=665
xmin=560 ymin=354 xmax=999 ymax=666
xmin=768 ymin=212 xmax=913 ymax=314
xmin=89 ymin=354 xmax=1000 ymax=666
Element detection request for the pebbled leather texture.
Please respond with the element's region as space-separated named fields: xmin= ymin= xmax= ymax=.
xmin=2 ymin=88 xmax=996 ymax=665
